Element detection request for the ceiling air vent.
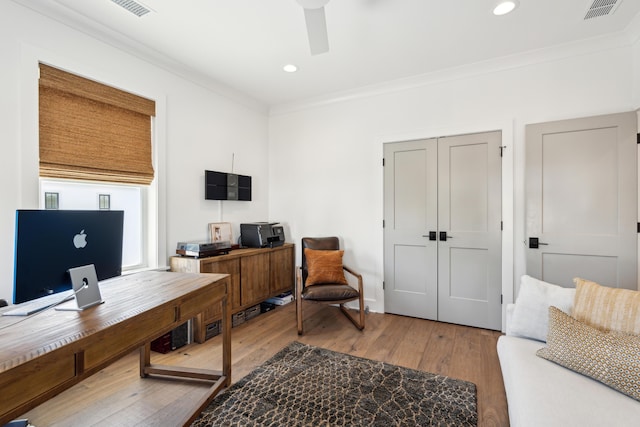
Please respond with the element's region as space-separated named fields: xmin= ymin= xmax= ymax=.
xmin=584 ymin=0 xmax=622 ymax=20
xmin=111 ymin=0 xmax=152 ymax=17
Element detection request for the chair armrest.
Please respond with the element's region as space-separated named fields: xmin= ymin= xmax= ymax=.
xmin=342 ymin=265 xmax=361 ymax=279
xmin=343 ymin=265 xmax=363 ymax=293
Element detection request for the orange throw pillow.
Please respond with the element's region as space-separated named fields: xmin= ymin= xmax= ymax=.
xmin=304 ymin=248 xmax=348 ymax=286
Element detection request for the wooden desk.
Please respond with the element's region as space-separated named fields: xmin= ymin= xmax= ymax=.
xmin=0 ymin=271 xmax=231 ymax=426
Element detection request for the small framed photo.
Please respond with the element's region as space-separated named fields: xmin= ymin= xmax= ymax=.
xmin=209 ymin=222 xmax=233 ymax=243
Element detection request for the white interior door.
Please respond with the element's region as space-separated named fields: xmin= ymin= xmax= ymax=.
xmin=436 ymin=132 xmax=502 ymax=330
xmin=383 ymin=139 xmax=438 ymax=320
xmin=526 ymin=112 xmax=637 ymax=289
xmin=384 ymin=131 xmax=502 ymax=330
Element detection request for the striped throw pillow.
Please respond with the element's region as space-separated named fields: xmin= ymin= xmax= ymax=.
xmin=572 ymin=278 xmax=640 ymax=335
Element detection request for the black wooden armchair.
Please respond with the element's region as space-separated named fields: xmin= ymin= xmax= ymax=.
xmin=296 ymin=237 xmax=365 ymax=335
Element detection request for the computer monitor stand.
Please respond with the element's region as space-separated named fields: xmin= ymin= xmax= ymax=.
xmin=55 ymin=265 xmax=105 ymax=311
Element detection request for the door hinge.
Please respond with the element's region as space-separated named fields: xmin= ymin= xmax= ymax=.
xmin=383 ymin=219 xmax=385 ymax=228
xmin=637 ymin=222 xmax=640 ymax=233
xmin=501 ymin=294 xmax=503 ymax=304
xmin=636 ymin=133 xmax=639 ymax=144
xmin=382 ymin=158 xmax=385 ymax=166
xmin=499 ymin=146 xmax=506 ymax=157
xmin=501 ymin=221 xmax=503 ymax=231
xmin=383 ymin=281 xmax=385 ymax=290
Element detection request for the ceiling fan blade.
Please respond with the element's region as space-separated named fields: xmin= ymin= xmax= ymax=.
xmin=303 ymin=7 xmax=329 ymax=55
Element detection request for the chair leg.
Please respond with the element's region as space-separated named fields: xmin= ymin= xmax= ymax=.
xmin=295 ymin=266 xmax=304 ymax=335
xmin=296 ymin=295 xmax=303 ymax=335
xmin=339 ymin=266 xmax=365 ymax=331
xmin=340 ymin=304 xmax=365 ymax=330
xmin=359 ymin=290 xmax=365 ymax=329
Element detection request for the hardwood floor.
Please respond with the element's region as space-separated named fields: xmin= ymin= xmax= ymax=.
xmin=22 ymin=303 xmax=509 ymax=426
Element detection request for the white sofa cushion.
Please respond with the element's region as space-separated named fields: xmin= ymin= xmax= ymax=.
xmin=498 ymin=335 xmax=640 ymax=427
xmin=509 ymin=275 xmax=575 ymax=342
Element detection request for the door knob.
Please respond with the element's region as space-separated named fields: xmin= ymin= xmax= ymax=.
xmin=439 ymin=231 xmax=452 ymax=241
xmin=421 ymin=232 xmax=437 ymax=240
xmin=429 ymin=231 xmax=437 ymax=241
xmin=529 ymin=237 xmax=548 ymax=249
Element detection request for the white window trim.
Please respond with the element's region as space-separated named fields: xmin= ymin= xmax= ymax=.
xmin=20 ymin=44 xmax=168 ymax=275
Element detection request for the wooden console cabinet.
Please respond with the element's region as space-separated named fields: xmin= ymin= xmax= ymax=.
xmin=170 ymin=243 xmax=294 ymax=342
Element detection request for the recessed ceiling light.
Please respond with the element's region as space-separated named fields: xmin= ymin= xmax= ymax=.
xmin=283 ymin=64 xmax=298 ymax=73
xmin=493 ymin=0 xmax=519 ymax=16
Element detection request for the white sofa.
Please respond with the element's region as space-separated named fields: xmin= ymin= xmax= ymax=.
xmin=498 ymin=277 xmax=640 ymax=427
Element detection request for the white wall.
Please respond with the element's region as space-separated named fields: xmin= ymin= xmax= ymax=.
xmin=0 ymin=2 xmax=269 ymax=302
xmin=631 ymin=12 xmax=640 ymax=110
xmin=635 ymin=36 xmax=640 ymax=109
xmin=269 ymin=37 xmax=637 ymax=316
xmin=1 ymin=1 xmax=638 ymax=316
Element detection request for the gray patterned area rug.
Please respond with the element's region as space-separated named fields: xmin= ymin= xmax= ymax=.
xmin=191 ymin=341 xmax=477 ymax=426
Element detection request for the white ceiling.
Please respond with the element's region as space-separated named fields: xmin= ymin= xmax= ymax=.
xmin=14 ymin=0 xmax=640 ymax=108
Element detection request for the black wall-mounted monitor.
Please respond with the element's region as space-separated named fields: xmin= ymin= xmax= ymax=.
xmin=205 ymin=170 xmax=252 ymax=201
xmin=13 ymin=210 xmax=124 ymax=304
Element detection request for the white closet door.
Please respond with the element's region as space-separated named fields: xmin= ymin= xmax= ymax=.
xmin=384 ymin=131 xmax=502 ymax=330
xmin=383 ymin=138 xmax=438 ymax=320
xmin=526 ymin=112 xmax=637 ymax=289
xmin=436 ymin=131 xmax=502 ymax=330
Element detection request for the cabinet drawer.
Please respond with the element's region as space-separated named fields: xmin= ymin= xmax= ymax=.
xmin=84 ymin=307 xmax=175 ymax=370
xmin=0 ymin=352 xmax=75 ymax=412
xmin=201 ymin=259 xmax=241 ymax=310
xmin=240 ymin=253 xmax=270 ymax=306
xmin=179 ymin=279 xmax=227 ymax=321
xmin=270 ymin=246 xmax=294 ymax=294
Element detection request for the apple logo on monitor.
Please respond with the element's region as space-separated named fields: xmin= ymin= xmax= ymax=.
xmin=73 ymin=229 xmax=88 ymax=249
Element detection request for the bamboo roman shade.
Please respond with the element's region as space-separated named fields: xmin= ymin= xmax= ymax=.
xmin=39 ymin=63 xmax=156 ymax=185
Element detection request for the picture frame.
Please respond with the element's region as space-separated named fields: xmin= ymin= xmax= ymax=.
xmin=209 ymin=222 xmax=233 ymax=243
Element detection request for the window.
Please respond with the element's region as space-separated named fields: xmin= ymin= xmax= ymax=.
xmin=44 ymin=192 xmax=59 ymax=210
xmin=38 ymin=63 xmax=155 ymax=184
xmin=99 ymin=194 xmax=111 ymax=210
xmin=38 ymin=64 xmax=155 ymax=271
xmin=41 ymin=180 xmax=144 ymax=269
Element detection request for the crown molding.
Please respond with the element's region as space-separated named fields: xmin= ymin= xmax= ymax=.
xmin=270 ymin=31 xmax=634 ymax=116
xmin=626 ymin=9 xmax=640 ymax=45
xmin=9 ymin=0 xmax=638 ymax=117
xmin=9 ymin=0 xmax=268 ymax=115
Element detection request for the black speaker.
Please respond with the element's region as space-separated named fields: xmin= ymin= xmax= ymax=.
xmin=227 ymin=173 xmax=239 ymax=200
xmin=205 ymin=170 xmax=252 ymax=201
xmin=205 ymin=170 xmax=227 ymax=200
xmin=171 ymin=321 xmax=189 ymax=349
xmin=238 ymin=174 xmax=252 ymax=201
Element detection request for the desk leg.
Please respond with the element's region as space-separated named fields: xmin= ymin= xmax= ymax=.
xmin=139 ymin=342 xmax=151 ymax=378
xmin=222 ymin=293 xmax=231 ymax=386
xmin=193 ymin=313 xmax=205 ymax=343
